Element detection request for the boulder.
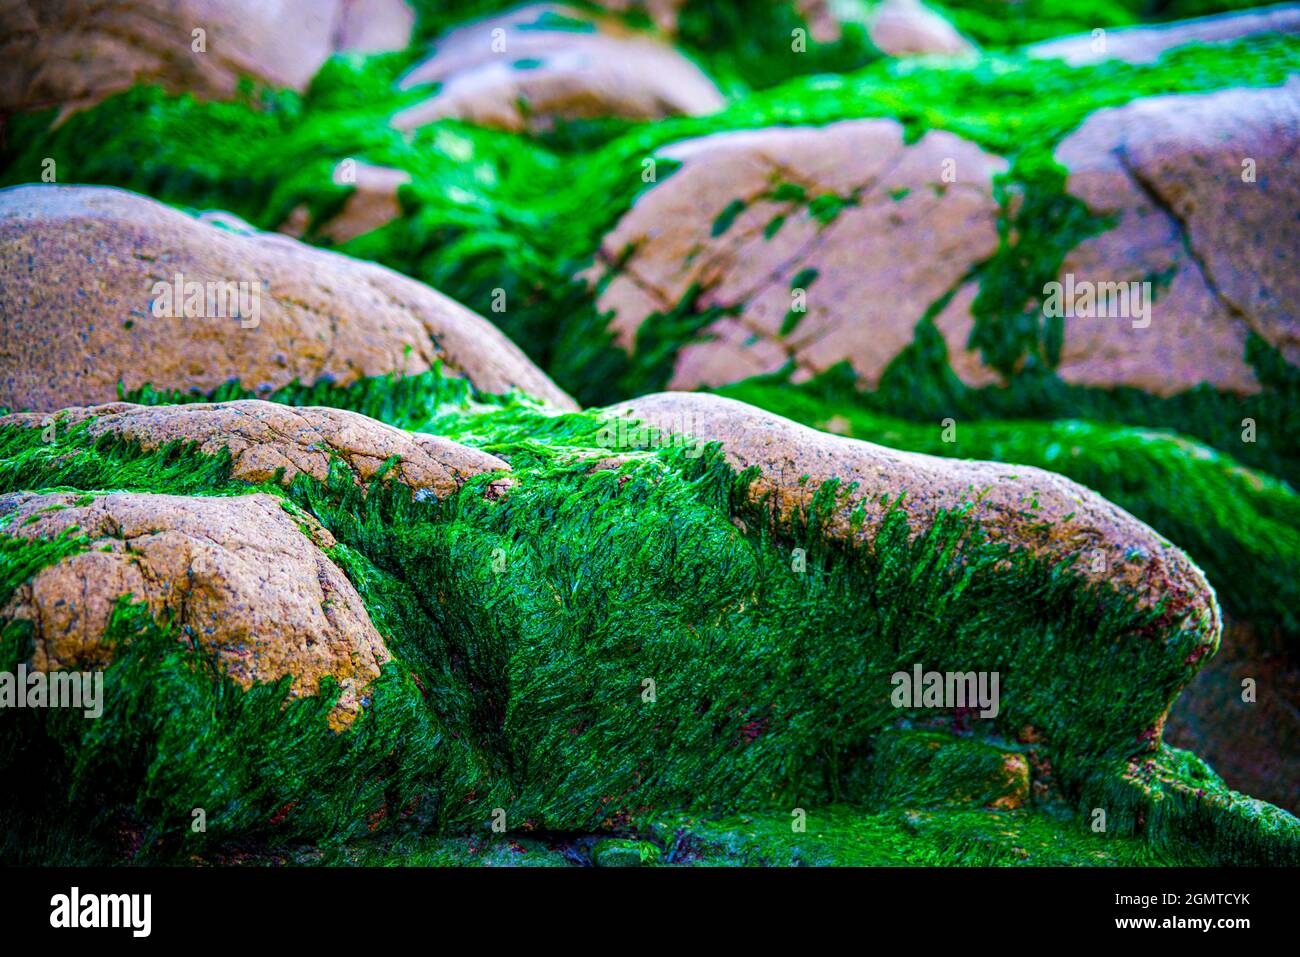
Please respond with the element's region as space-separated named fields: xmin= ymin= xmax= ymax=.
xmin=1029 ymin=4 xmax=1300 ymax=67
xmin=391 ymin=3 xmax=724 ymax=133
xmin=585 ymin=119 xmax=1006 ymax=389
xmin=1051 ymin=80 xmax=1300 ymax=396
xmin=0 ymin=400 xmax=511 ymax=497
xmin=0 ymin=0 xmax=416 ymax=116
xmin=869 ymin=0 xmax=975 ymax=57
xmin=336 ymin=0 xmax=416 ymax=54
xmin=604 ymin=391 xmax=1219 ymax=630
xmin=0 ymin=184 xmax=577 ymax=412
xmin=0 ymin=490 xmax=391 ymax=729
xmin=278 ymin=161 xmax=413 ymax=245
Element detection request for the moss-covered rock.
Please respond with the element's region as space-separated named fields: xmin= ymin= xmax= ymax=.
xmin=0 ymin=0 xmax=1296 ymax=869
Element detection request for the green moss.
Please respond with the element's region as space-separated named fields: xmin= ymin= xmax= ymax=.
xmin=5 ymin=400 xmax=1288 ymax=865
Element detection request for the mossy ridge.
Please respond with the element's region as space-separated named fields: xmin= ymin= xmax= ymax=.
xmin=717 ymin=375 xmax=1300 ymax=641
xmin=5 ymin=405 xmax=1290 ymax=865
xmin=4 ymin=36 xmax=1297 ymax=410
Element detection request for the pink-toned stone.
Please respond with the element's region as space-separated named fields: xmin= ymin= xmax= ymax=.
xmin=0 ymin=0 xmax=413 ymax=115
xmin=1051 ymin=80 xmax=1300 ymax=396
xmin=319 ymin=161 xmax=412 ymax=244
xmin=587 ymin=119 xmax=1007 ymax=389
xmin=336 ymin=0 xmax=416 ymax=54
xmin=869 ymin=0 xmax=975 ymax=57
xmin=0 ymin=184 xmax=577 ymax=412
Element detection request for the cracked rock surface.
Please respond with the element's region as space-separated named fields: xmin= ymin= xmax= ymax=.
xmin=0 ymin=490 xmax=391 ymax=728
xmin=1053 ymin=79 xmax=1300 ymax=396
xmin=0 ymin=184 xmax=578 ymax=412
xmin=0 ymin=400 xmax=511 ymax=496
xmin=587 ymin=118 xmax=1007 ymax=389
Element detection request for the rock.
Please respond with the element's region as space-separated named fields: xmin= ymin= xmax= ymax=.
xmin=0 ymin=490 xmax=391 ymax=729
xmin=336 ymin=0 xmax=416 ymax=54
xmin=0 ymin=184 xmax=577 ymax=412
xmin=391 ymin=3 xmax=724 ymax=133
xmin=1029 ymin=4 xmax=1300 ymax=67
xmin=319 ymin=161 xmax=412 ymax=244
xmin=869 ymin=0 xmax=975 ymax=57
xmin=1051 ymin=80 xmax=1300 ymax=396
xmin=0 ymin=0 xmax=415 ymax=116
xmin=585 ymin=119 xmax=1006 ymax=389
xmin=1165 ymin=623 xmax=1300 ymax=813
xmin=604 ymin=391 xmax=1219 ymax=630
xmin=0 ymin=400 xmax=511 ymax=497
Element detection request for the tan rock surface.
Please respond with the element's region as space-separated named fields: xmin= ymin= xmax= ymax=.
xmin=0 ymin=184 xmax=577 ymax=412
xmin=319 ymin=161 xmax=413 ymax=244
xmin=0 ymin=400 xmax=510 ymax=497
xmin=587 ymin=119 xmax=1006 ymax=389
xmin=392 ymin=3 xmax=724 ymax=132
xmin=0 ymin=490 xmax=391 ymax=728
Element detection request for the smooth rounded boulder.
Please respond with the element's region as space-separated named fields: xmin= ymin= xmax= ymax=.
xmin=0 ymin=184 xmax=577 ymax=412
xmin=1029 ymin=5 xmax=1300 ymax=67
xmin=392 ymin=3 xmax=724 ymax=133
xmin=1051 ymin=80 xmax=1300 ymax=396
xmin=0 ymin=0 xmax=415 ymax=116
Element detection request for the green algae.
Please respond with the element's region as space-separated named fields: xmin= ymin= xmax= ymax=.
xmin=931 ymin=0 xmax=1278 ymax=48
xmin=1 ymin=8 xmax=1297 ymax=868
xmin=2 ymin=403 xmax=1292 ymax=865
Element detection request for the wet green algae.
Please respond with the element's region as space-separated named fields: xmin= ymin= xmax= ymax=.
xmin=5 ymin=35 xmax=1299 ymax=645
xmin=0 ymin=391 xmax=1296 ymax=866
xmin=2 ymin=15 xmax=1298 ymax=865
